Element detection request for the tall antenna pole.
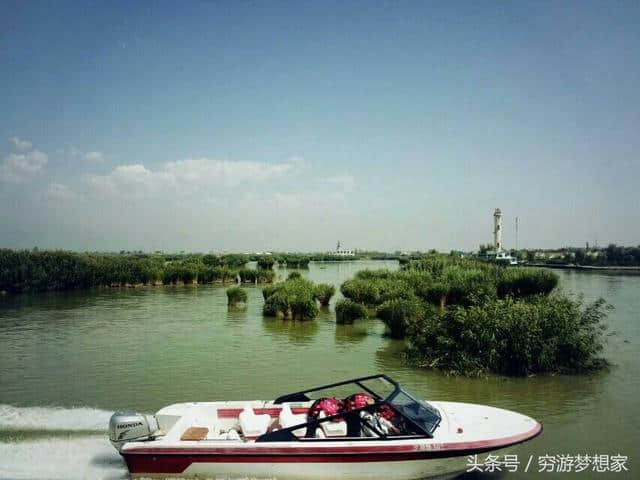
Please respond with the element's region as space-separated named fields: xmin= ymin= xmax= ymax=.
xmin=515 ymin=217 xmax=519 ymax=252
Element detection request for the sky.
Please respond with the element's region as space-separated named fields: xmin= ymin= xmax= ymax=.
xmin=1 ymin=1 xmax=639 ymax=253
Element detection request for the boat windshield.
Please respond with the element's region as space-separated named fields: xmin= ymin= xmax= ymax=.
xmin=271 ymin=374 xmax=442 ymax=439
xmin=389 ymin=388 xmax=441 ymax=435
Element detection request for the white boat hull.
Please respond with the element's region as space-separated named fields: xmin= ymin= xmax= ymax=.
xmin=115 ymin=392 xmax=542 ymax=479
xmin=176 ymin=457 xmax=467 ymax=480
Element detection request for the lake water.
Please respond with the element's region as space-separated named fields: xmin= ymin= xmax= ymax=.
xmin=0 ymin=261 xmax=637 ymax=479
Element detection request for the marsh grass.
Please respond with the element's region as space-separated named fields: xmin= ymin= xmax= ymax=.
xmin=262 ymin=278 xmax=319 ymax=321
xmin=335 ymin=299 xmax=368 ymax=324
xmin=226 ymin=286 xmax=248 ymax=305
xmin=340 ymin=255 xmax=609 ymax=375
xmin=313 ymin=283 xmax=335 ymax=306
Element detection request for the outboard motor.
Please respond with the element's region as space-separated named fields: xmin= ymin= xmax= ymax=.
xmin=109 ymin=412 xmax=160 ymax=452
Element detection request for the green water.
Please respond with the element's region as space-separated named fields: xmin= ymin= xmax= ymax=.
xmin=0 ymin=261 xmax=637 ymax=479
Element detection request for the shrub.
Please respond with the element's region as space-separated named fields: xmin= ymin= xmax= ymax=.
xmin=257 ymin=257 xmax=275 ymax=270
xmin=340 ymin=279 xmax=380 ymax=306
xmin=313 ymin=283 xmax=335 ymax=306
xmin=286 ymin=278 xmax=318 ymax=320
xmin=336 ymin=255 xmax=599 ymax=376
xmin=239 ymin=268 xmax=258 ymax=283
xmin=261 ymin=278 xmax=318 ymax=320
xmin=405 ymin=295 xmax=609 ymax=376
xmin=226 ymin=286 xmax=248 ymax=305
xmin=220 ymin=254 xmax=248 ymax=268
xmin=202 ymin=254 xmax=220 ymax=267
xmin=424 ymin=282 xmax=450 ymax=308
xmin=0 ymin=249 xmax=261 ymax=293
xmin=355 ymin=269 xmax=394 ymax=281
xmin=178 ymin=264 xmax=197 ymax=284
xmin=335 ymin=299 xmax=368 ymax=324
xmin=162 ymin=265 xmax=179 ymax=285
xmin=237 ymin=268 xmax=274 ymax=283
xmin=497 ymin=268 xmax=559 ymax=298
xmin=262 ymin=284 xmax=280 ymax=300
xmin=444 ymin=267 xmax=497 ymax=307
xmin=396 ymin=270 xmax=433 ymax=300
xmin=217 ymin=266 xmax=234 ymax=283
xmin=287 ymin=271 xmax=302 ymax=280
xmin=263 ymin=289 xmax=288 ymax=316
xmin=257 ymin=269 xmax=275 ymax=283
xmin=377 ymin=279 xmax=414 ymax=303
xmin=406 ymin=256 xmax=449 ymax=277
xmin=199 ymin=265 xmax=233 ymax=283
xmin=291 ymin=296 xmax=319 ymax=321
xmin=377 ymin=298 xmax=424 ymax=338
xmin=197 ymin=265 xmax=217 ymax=283
xmin=281 ymin=255 xmax=311 ymax=268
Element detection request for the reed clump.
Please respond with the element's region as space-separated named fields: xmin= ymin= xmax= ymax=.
xmin=405 ymin=295 xmax=610 ymax=376
xmin=335 ymin=299 xmax=368 ymax=324
xmin=0 ymin=250 xmax=273 ymax=293
xmin=262 ymin=278 xmax=319 ymax=321
xmin=287 ymin=271 xmax=302 ymax=280
xmin=256 ymin=256 xmax=276 ymax=270
xmin=226 ymin=286 xmax=248 ymax=306
xmin=340 ymin=255 xmax=608 ymax=375
xmin=276 ymin=254 xmax=311 ymax=269
xmin=239 ymin=268 xmax=275 ymax=283
xmin=313 ymin=283 xmax=336 ymax=306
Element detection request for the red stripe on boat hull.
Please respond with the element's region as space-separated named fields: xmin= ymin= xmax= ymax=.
xmin=125 ymin=451 xmax=461 ymax=474
xmin=123 ymin=423 xmax=542 ymax=474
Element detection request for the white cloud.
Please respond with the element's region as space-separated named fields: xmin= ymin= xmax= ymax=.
xmin=0 ymin=150 xmax=48 ymax=182
xmin=83 ymin=151 xmax=106 ymax=163
xmin=41 ymin=183 xmax=82 ymax=202
xmin=323 ymin=174 xmax=355 ymax=191
xmin=9 ymin=136 xmax=33 ymax=152
xmin=84 ymin=157 xmax=302 ymax=197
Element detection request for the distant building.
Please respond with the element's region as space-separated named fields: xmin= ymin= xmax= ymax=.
xmin=486 ymin=250 xmax=517 ymax=265
xmin=493 ymin=208 xmax=502 ymax=251
xmin=335 ymin=241 xmax=355 ymax=257
xmin=481 ymin=208 xmax=516 ymax=265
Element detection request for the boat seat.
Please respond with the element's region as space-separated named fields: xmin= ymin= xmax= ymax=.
xmin=180 ymin=426 xmax=209 ymax=441
xmin=239 ymin=406 xmax=271 ymax=438
xmin=279 ymin=404 xmax=308 ymax=437
xmin=184 ymin=407 xmax=221 ymax=441
xmin=196 ymin=407 xmax=222 ymax=440
xmin=318 ymin=411 xmax=347 ymax=437
xmin=169 ymin=407 xmax=220 ymax=442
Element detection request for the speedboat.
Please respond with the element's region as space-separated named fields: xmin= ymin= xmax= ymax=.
xmin=109 ymin=374 xmax=542 ymax=479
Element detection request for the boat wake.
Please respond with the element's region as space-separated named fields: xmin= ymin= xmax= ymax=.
xmin=0 ymin=404 xmax=113 ymax=432
xmin=0 ymin=405 xmax=128 ymax=480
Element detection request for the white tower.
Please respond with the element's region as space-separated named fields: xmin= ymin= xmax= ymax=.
xmin=493 ymin=208 xmax=502 ymax=251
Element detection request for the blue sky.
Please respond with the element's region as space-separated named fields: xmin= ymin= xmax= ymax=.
xmin=1 ymin=0 xmax=638 ymax=252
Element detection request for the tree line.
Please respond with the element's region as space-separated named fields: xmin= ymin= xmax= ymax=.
xmin=0 ymin=249 xmax=275 ymax=293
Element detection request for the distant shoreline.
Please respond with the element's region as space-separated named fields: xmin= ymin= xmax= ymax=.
xmin=529 ymin=263 xmax=640 ymax=273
